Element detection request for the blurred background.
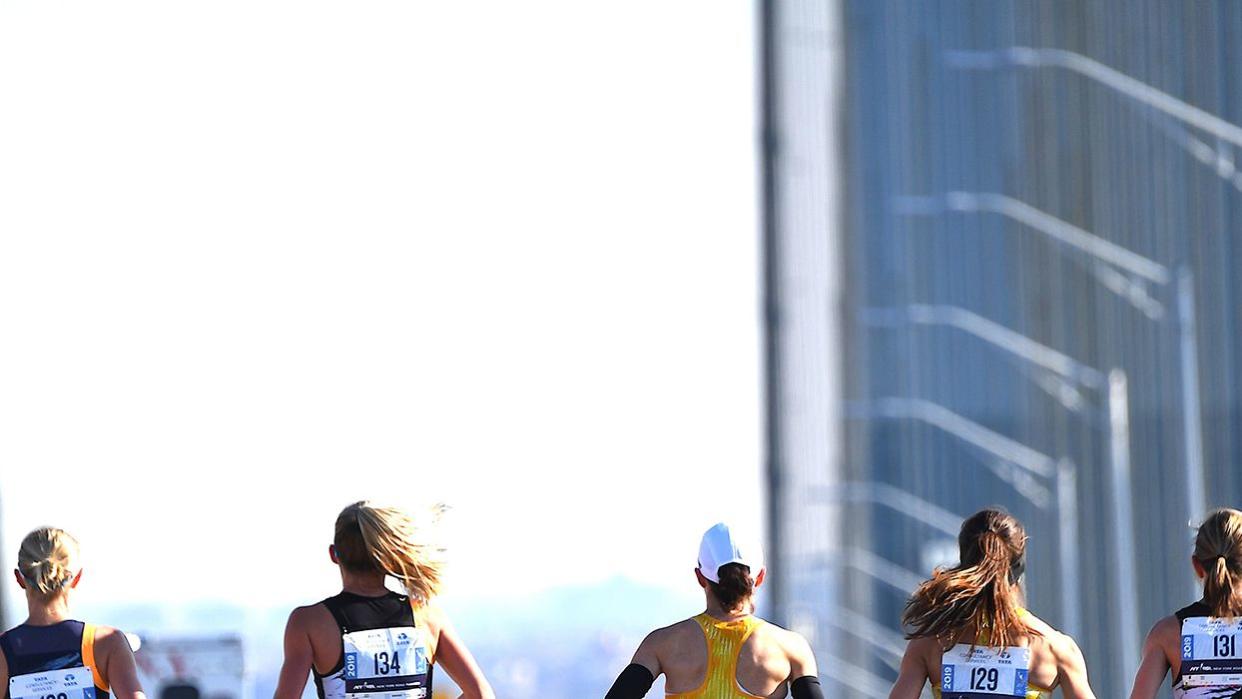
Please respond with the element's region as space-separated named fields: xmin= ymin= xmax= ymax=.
xmin=766 ymin=2 xmax=1242 ymax=698
xmin=1 ymin=1 xmax=1240 ymax=698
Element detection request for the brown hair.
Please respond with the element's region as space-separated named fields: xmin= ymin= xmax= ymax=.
xmin=707 ymin=563 xmax=754 ymax=612
xmin=1193 ymin=508 xmax=1242 ymax=619
xmin=17 ymin=527 xmax=79 ymax=599
xmin=334 ymin=501 xmax=445 ymax=607
xmin=901 ymin=508 xmax=1033 ymax=647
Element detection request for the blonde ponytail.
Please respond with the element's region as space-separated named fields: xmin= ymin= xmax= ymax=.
xmin=16 ymin=527 xmax=80 ymax=599
xmin=1194 ymin=508 xmax=1242 ymax=619
xmin=334 ymin=501 xmax=446 ymax=607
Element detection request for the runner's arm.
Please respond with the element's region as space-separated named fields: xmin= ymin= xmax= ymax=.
xmin=427 ymin=608 xmax=494 ymax=699
xmin=1128 ymin=618 xmax=1175 ymax=699
xmin=605 ymin=629 xmax=664 ymax=698
xmin=785 ymin=630 xmax=823 ymax=699
xmin=96 ymin=627 xmax=145 ymax=699
xmin=273 ymin=608 xmax=314 ymax=699
xmin=605 ymin=664 xmax=655 ymax=698
xmin=1054 ymin=634 xmax=1097 ymax=699
xmin=887 ymin=640 xmax=929 ymax=699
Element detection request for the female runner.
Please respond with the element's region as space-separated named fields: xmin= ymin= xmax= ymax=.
xmin=0 ymin=526 xmax=145 ymax=699
xmin=273 ymin=501 xmax=493 ymax=699
xmin=888 ymin=508 xmax=1096 ymax=699
xmin=606 ymin=522 xmax=822 ymax=699
xmin=1129 ymin=507 xmax=1242 ymax=698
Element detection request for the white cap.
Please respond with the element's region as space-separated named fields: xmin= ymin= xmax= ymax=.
xmin=697 ymin=522 xmax=764 ymax=583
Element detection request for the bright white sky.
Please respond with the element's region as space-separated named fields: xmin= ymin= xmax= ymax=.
xmin=0 ymin=1 xmax=759 ymax=620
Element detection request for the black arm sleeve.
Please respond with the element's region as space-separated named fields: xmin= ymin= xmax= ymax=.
xmin=604 ymin=663 xmax=655 ymax=699
xmin=790 ymin=675 xmax=824 ymax=699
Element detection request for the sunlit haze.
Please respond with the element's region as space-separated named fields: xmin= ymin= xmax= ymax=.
xmin=0 ymin=0 xmax=759 ymax=631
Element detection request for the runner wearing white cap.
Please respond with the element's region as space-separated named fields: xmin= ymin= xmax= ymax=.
xmin=605 ymin=522 xmax=822 ymax=699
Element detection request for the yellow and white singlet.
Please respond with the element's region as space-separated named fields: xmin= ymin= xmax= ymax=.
xmin=666 ymin=613 xmax=767 ymax=698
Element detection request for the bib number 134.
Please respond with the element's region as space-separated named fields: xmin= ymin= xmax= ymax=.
xmin=341 ymin=626 xmax=430 ymax=697
xmin=371 ymin=651 xmax=401 ymax=675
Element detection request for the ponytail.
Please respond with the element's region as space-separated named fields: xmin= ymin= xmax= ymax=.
xmin=334 ymin=501 xmax=446 ymax=607
xmin=902 ymin=509 xmax=1034 ymax=647
xmin=707 ymin=563 xmax=755 ymax=612
xmin=1194 ymin=508 xmax=1242 ymax=619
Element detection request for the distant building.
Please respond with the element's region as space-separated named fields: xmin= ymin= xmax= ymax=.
xmin=763 ymin=2 xmax=1242 ymax=697
xmin=135 ymin=635 xmax=244 ymax=699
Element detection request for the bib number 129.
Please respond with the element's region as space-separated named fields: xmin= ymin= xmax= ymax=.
xmin=970 ymin=668 xmax=1000 ymax=692
xmin=941 ymin=644 xmax=1030 ymax=697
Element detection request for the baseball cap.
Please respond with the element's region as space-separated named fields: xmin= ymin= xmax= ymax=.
xmin=697 ymin=522 xmax=764 ymax=583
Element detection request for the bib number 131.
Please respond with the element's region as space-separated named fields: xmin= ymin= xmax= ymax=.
xmin=1181 ymin=617 xmax=1242 ymax=687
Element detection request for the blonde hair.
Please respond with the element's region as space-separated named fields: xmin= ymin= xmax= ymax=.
xmin=1194 ymin=508 xmax=1242 ymax=619
xmin=17 ymin=527 xmax=80 ymax=599
xmin=334 ymin=501 xmax=445 ymax=607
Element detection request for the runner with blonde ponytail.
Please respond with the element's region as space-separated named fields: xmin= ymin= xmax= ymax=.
xmin=1129 ymin=507 xmax=1242 ymax=699
xmin=351 ymin=504 xmax=443 ymax=606
xmin=0 ymin=527 xmax=145 ymax=699
xmin=274 ymin=501 xmax=494 ymax=699
xmin=889 ymin=508 xmax=1096 ymax=699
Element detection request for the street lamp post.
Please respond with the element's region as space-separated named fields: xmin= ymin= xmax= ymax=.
xmin=1107 ymin=370 xmax=1139 ymax=681
xmin=1178 ymin=266 xmax=1208 ymax=588
xmin=945 ymin=43 xmax=1220 ymax=593
xmin=848 ymin=395 xmax=1090 ymax=638
xmin=895 ymin=190 xmax=1208 ymax=621
xmin=862 ymin=302 xmax=1148 ymax=639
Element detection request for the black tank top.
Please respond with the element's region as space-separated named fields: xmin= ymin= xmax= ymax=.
xmin=312 ymin=591 xmax=434 ymax=699
xmin=0 ymin=620 xmax=110 ymax=699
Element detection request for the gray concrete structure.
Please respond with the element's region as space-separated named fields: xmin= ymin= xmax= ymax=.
xmin=762 ymin=3 xmax=1242 ymax=697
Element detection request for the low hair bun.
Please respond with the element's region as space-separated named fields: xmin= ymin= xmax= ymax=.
xmin=707 ymin=563 xmax=755 ymax=612
xmin=16 ymin=527 xmax=79 ymax=599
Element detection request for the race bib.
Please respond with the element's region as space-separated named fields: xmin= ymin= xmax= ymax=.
xmin=940 ymin=645 xmax=1031 ymax=698
xmin=9 ymin=667 xmax=97 ymax=699
xmin=1181 ymin=616 xmax=1242 ymax=687
xmin=342 ymin=627 xmax=430 ymax=699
